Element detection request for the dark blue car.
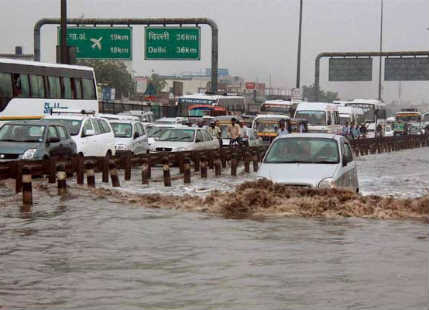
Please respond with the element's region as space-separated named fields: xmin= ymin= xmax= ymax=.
xmin=0 ymin=120 xmax=77 ymax=160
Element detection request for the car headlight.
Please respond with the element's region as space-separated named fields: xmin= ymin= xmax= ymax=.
xmin=115 ymin=144 xmax=129 ymax=151
xmin=318 ymin=177 xmax=336 ymax=189
xmin=22 ymin=149 xmax=38 ymax=160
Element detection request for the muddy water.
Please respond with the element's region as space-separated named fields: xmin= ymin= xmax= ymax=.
xmin=1 ymin=148 xmax=429 ymax=309
xmin=0 ymin=191 xmax=428 ymax=310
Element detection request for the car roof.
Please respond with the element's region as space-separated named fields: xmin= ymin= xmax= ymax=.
xmin=45 ymin=114 xmax=100 ymax=120
xmin=4 ymin=120 xmax=65 ymax=126
xmin=273 ymin=133 xmax=340 ymax=141
xmin=109 ymin=119 xmax=139 ymax=124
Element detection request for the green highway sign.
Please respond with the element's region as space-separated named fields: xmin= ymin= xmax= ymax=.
xmin=145 ymin=27 xmax=200 ymax=60
xmin=58 ymin=27 xmax=132 ymax=60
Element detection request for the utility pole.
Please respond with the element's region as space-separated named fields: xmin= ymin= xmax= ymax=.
xmin=296 ymin=0 xmax=303 ymax=89
xmin=60 ymin=0 xmax=68 ymax=64
xmin=378 ymin=0 xmax=383 ymax=101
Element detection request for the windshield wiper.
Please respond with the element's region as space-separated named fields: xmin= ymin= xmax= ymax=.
xmin=21 ymin=139 xmax=41 ymax=142
xmin=314 ymin=160 xmax=338 ymax=164
xmin=0 ymin=139 xmax=19 ymax=142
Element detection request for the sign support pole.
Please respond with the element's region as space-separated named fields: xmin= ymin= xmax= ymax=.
xmin=314 ymin=50 xmax=429 ymax=101
xmin=34 ymin=18 xmax=218 ymax=93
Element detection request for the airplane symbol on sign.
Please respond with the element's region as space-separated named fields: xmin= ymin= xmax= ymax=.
xmin=90 ymin=37 xmax=103 ymax=50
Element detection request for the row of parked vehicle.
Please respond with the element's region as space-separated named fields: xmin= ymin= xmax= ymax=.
xmin=0 ymin=111 xmax=231 ymax=161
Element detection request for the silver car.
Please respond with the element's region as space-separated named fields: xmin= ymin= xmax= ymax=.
xmin=257 ymin=133 xmax=359 ymax=192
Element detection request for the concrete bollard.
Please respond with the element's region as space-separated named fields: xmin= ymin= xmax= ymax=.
xmin=48 ymin=157 xmax=56 ymax=184
xmin=214 ymin=157 xmax=221 ymax=177
xmin=85 ymin=161 xmax=95 ymax=188
xmin=193 ymin=152 xmax=200 ymax=172
xmin=77 ymin=155 xmax=84 ymax=185
xmin=102 ymin=156 xmax=109 ymax=183
xmin=208 ymin=152 xmax=214 ymax=170
xmin=110 ymin=161 xmax=120 ymax=187
xmin=252 ymin=152 xmax=259 ymax=172
xmin=22 ymin=166 xmax=32 ymax=206
xmin=231 ymin=155 xmax=238 ymax=176
xmin=178 ymin=153 xmax=185 ymax=174
xmin=184 ymin=157 xmax=191 ymax=184
xmin=57 ymin=163 xmax=67 ymax=195
xmin=200 ymin=156 xmax=208 ymax=178
xmin=163 ymin=158 xmax=171 ymax=187
xmin=142 ymin=159 xmax=149 ymax=185
xmin=15 ymin=161 xmax=23 ymax=194
xmin=244 ymin=153 xmax=250 ymax=173
xmin=124 ymin=152 xmax=132 ymax=181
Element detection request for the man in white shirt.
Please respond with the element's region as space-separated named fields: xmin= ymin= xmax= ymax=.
xmin=277 ymin=119 xmax=289 ymax=137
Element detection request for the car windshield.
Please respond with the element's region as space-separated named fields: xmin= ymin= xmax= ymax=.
xmin=155 ymin=120 xmax=175 ymax=125
xmin=111 ymin=123 xmax=132 ymax=138
xmin=158 ymin=128 xmax=195 ymax=142
xmin=0 ymin=124 xmax=45 ymax=142
xmin=147 ymin=126 xmax=169 ymax=138
xmin=264 ymin=137 xmax=339 ymax=164
xmin=45 ymin=119 xmax=82 ymax=136
xmin=295 ymin=110 xmax=327 ymax=126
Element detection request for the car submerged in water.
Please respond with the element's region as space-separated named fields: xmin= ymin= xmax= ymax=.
xmin=257 ymin=133 xmax=359 ymax=192
xmin=0 ymin=120 xmax=76 ymax=160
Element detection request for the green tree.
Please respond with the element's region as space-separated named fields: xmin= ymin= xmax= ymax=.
xmin=147 ymin=73 xmax=167 ymax=95
xmin=302 ymin=84 xmax=339 ymax=102
xmin=78 ymin=60 xmax=135 ymax=98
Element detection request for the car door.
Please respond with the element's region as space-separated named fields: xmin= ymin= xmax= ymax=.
xmin=56 ymin=125 xmax=75 ymax=156
xmin=46 ymin=126 xmax=62 ymax=157
xmin=80 ymin=119 xmax=97 ymax=156
xmin=202 ymin=129 xmax=216 ymax=150
xmin=339 ymin=139 xmax=357 ymax=190
xmin=133 ymin=122 xmax=148 ymax=154
xmin=195 ymin=130 xmax=205 ymax=150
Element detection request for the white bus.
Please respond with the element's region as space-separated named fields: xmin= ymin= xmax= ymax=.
xmin=344 ymin=99 xmax=386 ymax=124
xmin=0 ymin=58 xmax=98 ymax=121
xmin=294 ymin=102 xmax=341 ymax=134
xmin=260 ymin=100 xmax=297 ymax=117
xmin=177 ymin=93 xmax=245 ymax=116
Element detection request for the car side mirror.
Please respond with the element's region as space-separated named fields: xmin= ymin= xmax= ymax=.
xmin=342 ymin=156 xmax=348 ymax=167
xmin=134 ymin=132 xmax=140 ymax=139
xmin=83 ymin=129 xmax=95 ymax=137
xmin=195 ymin=139 xmax=202 ymax=143
xmin=47 ymin=137 xmax=60 ymax=144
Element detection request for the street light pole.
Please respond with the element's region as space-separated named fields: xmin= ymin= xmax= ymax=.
xmin=296 ymin=0 xmax=303 ymax=89
xmin=60 ymin=0 xmax=68 ymax=64
xmin=378 ymin=0 xmax=383 ymax=101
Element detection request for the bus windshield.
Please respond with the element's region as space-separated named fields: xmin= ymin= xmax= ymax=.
xmin=255 ymin=119 xmax=282 ymax=133
xmin=396 ymin=114 xmax=421 ymax=122
xmin=294 ymin=110 xmax=326 ymax=126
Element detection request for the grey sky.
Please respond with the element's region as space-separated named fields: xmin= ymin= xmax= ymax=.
xmin=2 ymin=0 xmax=429 ymax=104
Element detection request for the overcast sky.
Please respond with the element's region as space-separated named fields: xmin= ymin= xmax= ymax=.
xmin=2 ymin=0 xmax=429 ymax=104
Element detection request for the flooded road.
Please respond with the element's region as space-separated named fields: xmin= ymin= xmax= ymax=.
xmin=1 ymin=147 xmax=429 ymax=309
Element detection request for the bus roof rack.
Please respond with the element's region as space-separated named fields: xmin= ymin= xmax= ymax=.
xmin=50 ymin=108 xmax=96 ymax=115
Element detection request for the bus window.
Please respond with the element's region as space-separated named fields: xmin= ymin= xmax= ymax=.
xmin=327 ymin=112 xmax=332 ymax=125
xmin=62 ymin=77 xmax=73 ymax=99
xmin=0 ymin=72 xmax=12 ymax=99
xmin=48 ymin=76 xmax=61 ymax=98
xmin=13 ymin=74 xmax=30 ymax=98
xmin=30 ymin=75 xmax=45 ymax=98
xmin=82 ymin=79 xmax=96 ymax=99
xmin=73 ymin=78 xmax=82 ymax=99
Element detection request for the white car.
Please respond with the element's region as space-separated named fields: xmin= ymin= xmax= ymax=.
xmin=154 ymin=117 xmax=184 ymax=126
xmin=151 ymin=127 xmax=220 ymax=152
xmin=257 ymin=133 xmax=359 ymax=192
xmin=109 ymin=120 xmax=149 ymax=155
xmin=44 ymin=114 xmax=116 ymax=158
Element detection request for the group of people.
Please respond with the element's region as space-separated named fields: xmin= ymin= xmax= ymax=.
xmin=207 ymin=117 xmax=251 ymax=146
xmin=341 ymin=122 xmax=368 ymax=140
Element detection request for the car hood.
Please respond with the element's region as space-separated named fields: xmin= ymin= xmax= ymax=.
xmin=257 ymin=162 xmax=339 ymax=187
xmin=152 ymin=141 xmax=193 ymax=150
xmin=0 ymin=141 xmax=41 ymax=154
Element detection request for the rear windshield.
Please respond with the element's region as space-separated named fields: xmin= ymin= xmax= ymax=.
xmin=265 ymin=137 xmax=339 ymax=164
xmin=158 ymin=128 xmax=195 ymax=142
xmin=45 ymin=119 xmax=82 ymax=136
